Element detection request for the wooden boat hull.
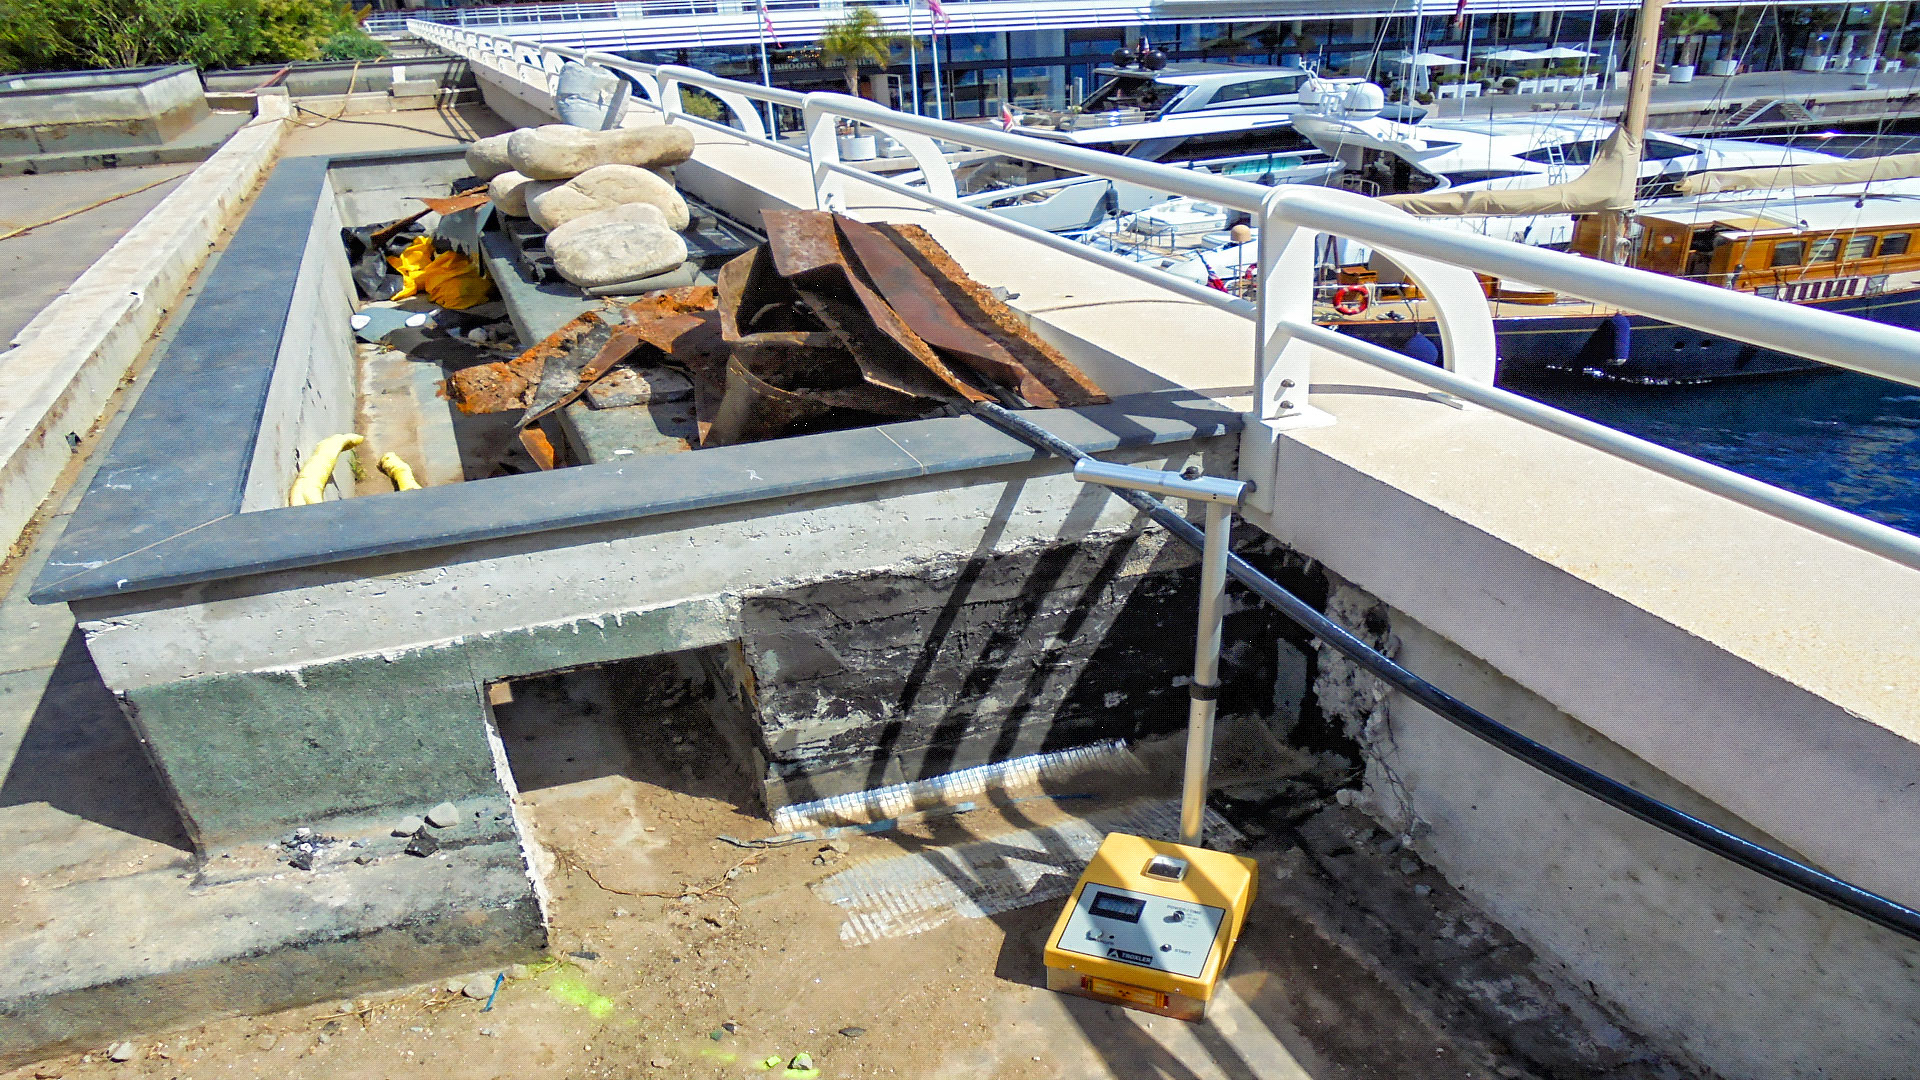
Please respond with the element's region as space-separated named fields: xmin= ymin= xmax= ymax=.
xmin=1333 ymin=286 xmax=1920 ymax=384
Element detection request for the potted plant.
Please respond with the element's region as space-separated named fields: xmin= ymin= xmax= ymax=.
xmin=1500 ymin=75 xmax=1520 ymax=93
xmin=1663 ymin=8 xmax=1719 ymax=83
xmin=1515 ymin=66 xmax=1546 ymax=92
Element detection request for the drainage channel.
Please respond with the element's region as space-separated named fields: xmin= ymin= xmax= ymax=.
xmin=970 ymin=399 xmax=1920 ymax=946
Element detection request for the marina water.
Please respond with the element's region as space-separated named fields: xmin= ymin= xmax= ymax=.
xmin=1511 ymin=371 xmax=1920 ymax=535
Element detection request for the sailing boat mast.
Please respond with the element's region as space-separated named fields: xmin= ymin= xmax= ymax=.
xmin=1595 ymin=0 xmax=1667 ymax=263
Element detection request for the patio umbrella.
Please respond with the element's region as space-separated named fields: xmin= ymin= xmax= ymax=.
xmin=1534 ymin=46 xmax=1595 ymax=59
xmin=1481 ymin=48 xmax=1546 ymax=61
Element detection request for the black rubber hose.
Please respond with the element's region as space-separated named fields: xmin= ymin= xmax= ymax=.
xmin=971 ymin=401 xmax=1920 ymax=944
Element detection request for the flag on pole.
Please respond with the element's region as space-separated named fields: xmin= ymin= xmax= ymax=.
xmin=999 ymin=102 xmax=1016 ymax=131
xmin=760 ymin=0 xmax=780 ymax=45
xmin=1451 ymin=0 xmax=1469 ymax=29
xmin=927 ymin=0 xmax=951 ymax=29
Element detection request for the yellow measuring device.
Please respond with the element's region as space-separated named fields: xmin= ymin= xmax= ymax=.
xmin=1041 ymin=459 xmax=1257 ymax=1022
xmin=1044 ymin=834 xmax=1257 ymax=1020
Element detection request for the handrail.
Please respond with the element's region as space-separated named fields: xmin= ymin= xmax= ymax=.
xmin=416 ymin=20 xmax=1920 ymax=573
xmin=970 ymin=399 xmax=1920 ymax=947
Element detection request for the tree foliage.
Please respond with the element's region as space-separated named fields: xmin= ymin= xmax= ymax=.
xmin=818 ymin=6 xmax=895 ymax=96
xmin=0 ymin=0 xmax=385 ymax=74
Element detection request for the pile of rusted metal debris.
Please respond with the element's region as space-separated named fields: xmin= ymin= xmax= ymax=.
xmin=446 ymin=210 xmax=1107 ymax=461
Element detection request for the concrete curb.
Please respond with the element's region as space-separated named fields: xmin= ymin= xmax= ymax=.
xmin=0 ymin=96 xmax=291 ymax=561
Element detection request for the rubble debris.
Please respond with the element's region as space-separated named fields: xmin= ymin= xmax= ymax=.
xmin=838 ymin=1027 xmax=866 ymax=1039
xmin=528 ymin=164 xmax=689 ymax=232
xmin=414 ymin=190 xmax=492 ymax=217
xmin=462 ymin=974 xmax=498 ymax=999
xmin=388 ymin=235 xmax=493 ymax=310
xmin=107 ymin=1042 xmax=134 ymax=1062
xmin=392 ymin=816 xmax=425 ymax=837
xmin=506 ymin=123 xmax=696 ymax=180
xmin=425 ymin=801 xmax=462 ymax=828
xmin=586 ymin=365 xmax=694 ymax=410
xmin=447 ymin=310 xmax=609 ymax=414
xmin=281 ymin=829 xmax=338 ymax=871
xmin=404 ymin=830 xmax=441 ymax=857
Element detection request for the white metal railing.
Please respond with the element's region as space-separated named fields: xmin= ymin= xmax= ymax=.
xmin=416 ymin=20 xmax=1920 ymax=571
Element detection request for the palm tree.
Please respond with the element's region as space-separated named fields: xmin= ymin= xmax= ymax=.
xmin=1664 ymin=8 xmax=1720 ymax=68
xmin=818 ymin=6 xmax=896 ymax=97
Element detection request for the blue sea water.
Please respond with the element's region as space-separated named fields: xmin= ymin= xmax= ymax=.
xmin=1508 ymin=371 xmax=1920 ymax=536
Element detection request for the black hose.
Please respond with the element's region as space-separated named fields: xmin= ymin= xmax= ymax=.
xmin=971 ymin=401 xmax=1920 ymax=944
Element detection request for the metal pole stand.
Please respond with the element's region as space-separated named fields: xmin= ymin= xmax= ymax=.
xmin=1073 ymin=459 xmax=1249 ymax=849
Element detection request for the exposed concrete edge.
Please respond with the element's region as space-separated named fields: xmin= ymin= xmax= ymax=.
xmin=0 ymin=97 xmax=291 ymax=560
xmin=0 ymin=839 xmax=543 ymax=1068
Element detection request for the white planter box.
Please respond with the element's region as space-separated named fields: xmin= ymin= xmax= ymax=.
xmin=1710 ymin=59 xmax=1738 ymax=76
xmin=1517 ymin=79 xmax=1544 ymax=93
xmin=1848 ymin=57 xmax=1878 ymax=74
xmin=1886 ymin=59 xmax=1905 ymax=72
xmin=1669 ymin=64 xmax=1696 ymax=83
xmin=1803 ymin=55 xmax=1832 ymax=71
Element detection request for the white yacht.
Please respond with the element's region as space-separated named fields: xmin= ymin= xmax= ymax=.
xmin=1291 ymin=79 xmax=1855 ymax=247
xmin=962 ymin=63 xmax=1349 ymax=233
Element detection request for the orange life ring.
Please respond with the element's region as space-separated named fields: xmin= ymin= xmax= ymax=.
xmin=1333 ymin=285 xmax=1370 ymax=316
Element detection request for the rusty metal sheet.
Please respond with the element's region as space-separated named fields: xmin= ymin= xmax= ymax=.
xmin=416 ymin=190 xmax=492 ymax=216
xmin=761 ymin=210 xmax=985 ymax=404
xmin=517 ymin=317 xmax=616 ymax=427
xmin=879 ymin=223 xmax=1109 ymax=407
xmin=446 ymin=310 xmax=605 ymax=414
xmin=706 ymin=340 xmax=927 ymax=447
xmin=832 ymin=216 xmax=1052 ymax=402
xmin=519 ymin=424 xmax=558 ymax=470
xmin=633 ymin=311 xmax=710 ymax=354
xmin=520 ymin=323 xmax=645 ymax=428
xmin=716 ymin=247 xmax=815 ymax=341
xmin=623 ymin=284 xmax=717 ymax=322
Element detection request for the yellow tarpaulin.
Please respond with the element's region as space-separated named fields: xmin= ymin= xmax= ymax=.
xmin=389 ymin=236 xmax=493 ymax=309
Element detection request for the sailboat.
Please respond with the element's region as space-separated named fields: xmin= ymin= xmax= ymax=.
xmin=1325 ymin=0 xmax=1920 ymax=382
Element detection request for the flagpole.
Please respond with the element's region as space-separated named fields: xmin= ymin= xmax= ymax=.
xmin=930 ymin=13 xmax=945 ymax=120
xmin=1461 ymin=13 xmax=1472 ymax=118
xmin=908 ymin=0 xmax=922 ymax=114
xmin=758 ymin=0 xmax=778 ymax=136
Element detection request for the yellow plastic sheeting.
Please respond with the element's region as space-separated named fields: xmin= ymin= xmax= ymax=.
xmin=377 ymin=451 xmax=422 ymax=492
xmin=389 ymin=236 xmax=494 ymax=309
xmin=288 ymin=433 xmax=365 ymax=506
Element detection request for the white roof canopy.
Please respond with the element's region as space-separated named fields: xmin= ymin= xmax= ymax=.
xmin=1385 ymin=51 xmax=1468 ymax=66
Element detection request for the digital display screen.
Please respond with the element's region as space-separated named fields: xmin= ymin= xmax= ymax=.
xmin=1088 ymin=890 xmax=1147 ymax=923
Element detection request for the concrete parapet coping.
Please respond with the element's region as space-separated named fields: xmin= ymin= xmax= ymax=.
xmin=0 ymin=96 xmax=290 ymax=561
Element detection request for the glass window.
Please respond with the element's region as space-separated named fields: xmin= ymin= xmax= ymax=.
xmin=1209 ymin=75 xmax=1304 ymax=103
xmin=1811 ymin=237 xmax=1842 ymax=262
xmin=944 ymin=33 xmax=1005 ymax=63
xmin=1008 ymin=30 xmax=1064 ymax=61
xmin=1516 ymin=139 xmax=1601 ymax=165
xmin=1770 ymin=241 xmax=1805 ymax=268
xmin=1643 ymin=139 xmax=1702 ymax=160
xmin=1881 ymin=233 xmax=1911 ymax=256
xmin=1846 ymin=235 xmax=1877 ymax=259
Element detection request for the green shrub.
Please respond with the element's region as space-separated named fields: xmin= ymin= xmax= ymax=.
xmin=319 ymin=27 xmax=386 ymax=61
xmin=0 ymin=0 xmax=377 ymax=73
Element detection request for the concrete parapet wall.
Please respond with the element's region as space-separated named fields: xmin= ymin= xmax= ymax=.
xmin=240 ymin=176 xmax=357 ymax=512
xmin=0 ymin=66 xmax=208 ymax=155
xmin=1309 ymin=576 xmax=1920 ymax=1079
xmin=0 ymin=97 xmax=289 ymax=559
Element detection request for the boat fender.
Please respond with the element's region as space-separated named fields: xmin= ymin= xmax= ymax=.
xmin=1333 ymin=285 xmax=1370 ymax=316
xmin=1608 ymin=312 xmax=1632 ymax=366
xmin=1400 ymin=332 xmax=1440 ymax=366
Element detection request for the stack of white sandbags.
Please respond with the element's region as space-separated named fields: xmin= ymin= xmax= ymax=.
xmin=466 ymin=124 xmax=698 ymax=289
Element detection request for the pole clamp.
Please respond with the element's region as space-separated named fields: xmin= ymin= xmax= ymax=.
xmin=1188 ymin=682 xmax=1221 ymax=702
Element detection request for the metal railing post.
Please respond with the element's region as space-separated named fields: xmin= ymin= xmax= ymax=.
xmin=1254 ymin=190 xmax=1318 ymax=424
xmin=1181 ymin=499 xmax=1234 ymax=847
xmin=803 ymin=96 xmax=845 ymax=211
